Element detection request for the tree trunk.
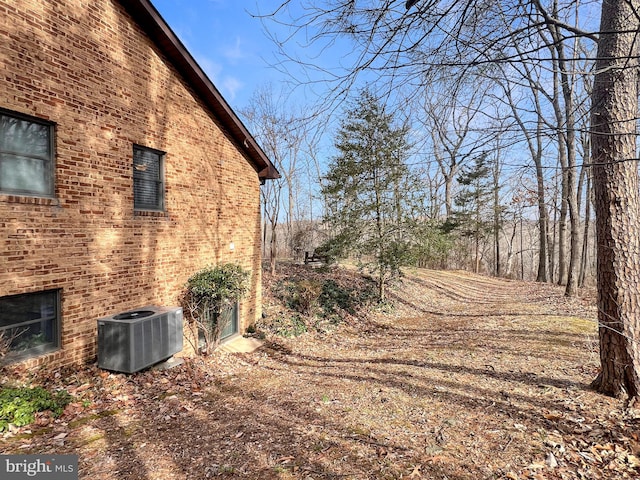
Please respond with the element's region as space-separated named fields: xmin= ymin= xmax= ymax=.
xmin=534 ymin=140 xmax=549 ymax=283
xmin=557 ymin=149 xmax=569 ymax=286
xmin=504 ymin=218 xmax=517 ymax=278
xmin=288 ymin=188 xmax=294 ymax=258
xmin=443 ymin=172 xmax=454 ymax=219
xmin=590 ymin=0 xmax=640 ymax=401
xmin=548 ymin=178 xmax=559 ymax=283
xmin=494 ymin=215 xmax=500 ymax=277
xmin=578 ymin=170 xmax=591 ymax=288
xmin=493 ymin=155 xmax=501 ymax=277
xmin=270 ymin=227 xmax=277 ymax=276
xmin=474 ymin=232 xmax=480 ymax=274
xmin=557 ymin=49 xmax=580 ymax=297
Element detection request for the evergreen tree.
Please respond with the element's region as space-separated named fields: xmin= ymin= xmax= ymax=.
xmin=321 ymin=89 xmax=419 ymax=301
xmin=451 ymin=154 xmax=495 ymax=273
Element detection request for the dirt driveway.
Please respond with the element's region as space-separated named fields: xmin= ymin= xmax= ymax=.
xmin=2 ymin=269 xmax=639 ymax=479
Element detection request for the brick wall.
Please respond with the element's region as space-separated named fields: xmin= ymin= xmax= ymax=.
xmin=0 ymin=0 xmax=264 ymax=367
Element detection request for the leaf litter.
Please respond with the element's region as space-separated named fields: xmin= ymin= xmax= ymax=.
xmin=1 ymin=266 xmax=638 ymax=479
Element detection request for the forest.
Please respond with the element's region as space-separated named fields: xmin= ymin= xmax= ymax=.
xmin=243 ymin=0 xmax=640 ymax=403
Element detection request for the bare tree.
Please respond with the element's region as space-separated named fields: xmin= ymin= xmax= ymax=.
xmin=493 ymin=62 xmax=552 ymax=283
xmin=577 ymin=92 xmax=594 ymax=288
xmin=241 ymin=85 xmax=314 ymax=272
xmin=420 ymin=82 xmax=494 ymax=219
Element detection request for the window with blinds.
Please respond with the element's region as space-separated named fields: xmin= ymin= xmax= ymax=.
xmin=133 ymin=144 xmax=165 ymax=211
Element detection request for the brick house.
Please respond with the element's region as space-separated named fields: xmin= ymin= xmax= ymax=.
xmin=0 ymin=0 xmax=278 ymax=368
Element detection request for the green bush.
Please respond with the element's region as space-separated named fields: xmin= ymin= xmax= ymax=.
xmin=185 ymin=263 xmax=249 ymax=311
xmin=0 ymin=386 xmax=72 ymax=431
xmin=183 ymin=263 xmax=250 ymax=354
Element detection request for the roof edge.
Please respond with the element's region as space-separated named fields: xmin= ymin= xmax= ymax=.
xmin=118 ymin=0 xmax=280 ymax=180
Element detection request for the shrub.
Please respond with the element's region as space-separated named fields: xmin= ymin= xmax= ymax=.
xmin=264 ymin=270 xmax=378 ymax=337
xmin=183 ymin=263 xmax=250 ymax=354
xmin=0 ymin=386 xmax=72 ymax=431
xmin=292 ymin=280 xmax=323 ymax=314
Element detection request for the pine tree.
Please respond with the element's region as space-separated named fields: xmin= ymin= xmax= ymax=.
xmin=321 ymin=89 xmax=418 ymax=301
xmin=451 ymin=155 xmax=495 ymax=273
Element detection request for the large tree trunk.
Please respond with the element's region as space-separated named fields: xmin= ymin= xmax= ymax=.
xmin=590 ymin=0 xmax=640 ymax=401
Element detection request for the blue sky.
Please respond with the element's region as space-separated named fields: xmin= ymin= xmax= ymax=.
xmin=151 ymin=0 xmax=284 ymax=111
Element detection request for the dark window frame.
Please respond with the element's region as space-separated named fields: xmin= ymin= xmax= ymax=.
xmin=0 ymin=108 xmax=55 ymax=197
xmin=0 ymin=289 xmax=61 ymax=362
xmin=133 ymin=144 xmax=165 ymax=211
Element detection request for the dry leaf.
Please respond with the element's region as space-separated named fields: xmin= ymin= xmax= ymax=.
xmin=593 ymin=443 xmax=614 ymax=451
xmin=275 ymin=456 xmax=295 ymax=464
xmin=626 ymin=454 xmax=640 ymax=468
xmin=543 ymin=413 xmax=562 ymax=421
xmin=408 ymin=465 xmax=422 ymax=478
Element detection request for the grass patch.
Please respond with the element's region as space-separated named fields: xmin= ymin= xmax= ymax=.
xmin=77 ymin=433 xmax=106 ymax=446
xmin=67 ymin=409 xmax=121 ymax=429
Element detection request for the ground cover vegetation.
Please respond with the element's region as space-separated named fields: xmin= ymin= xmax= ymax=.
xmin=1 ymin=265 xmax=638 ymax=479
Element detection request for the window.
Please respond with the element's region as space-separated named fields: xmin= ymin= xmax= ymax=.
xmin=0 ymin=290 xmax=60 ymax=361
xmin=133 ymin=144 xmax=164 ymax=211
xmin=0 ymin=109 xmax=54 ymax=196
xmin=197 ymin=303 xmax=239 ymax=350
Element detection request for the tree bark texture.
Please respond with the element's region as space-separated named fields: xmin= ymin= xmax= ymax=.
xmin=590 ymin=0 xmax=640 ymax=401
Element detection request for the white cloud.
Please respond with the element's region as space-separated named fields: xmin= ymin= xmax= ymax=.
xmin=221 ymin=76 xmax=244 ymax=101
xmin=222 ymin=37 xmax=245 ymax=61
xmin=191 ymin=52 xmax=243 ymax=103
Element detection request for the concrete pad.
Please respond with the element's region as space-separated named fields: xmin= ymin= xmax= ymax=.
xmin=153 ymin=356 xmax=185 ymax=370
xmin=218 ymin=336 xmax=264 ymax=353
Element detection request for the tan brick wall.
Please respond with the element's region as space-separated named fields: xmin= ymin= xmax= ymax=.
xmin=0 ymin=0 xmax=264 ymax=368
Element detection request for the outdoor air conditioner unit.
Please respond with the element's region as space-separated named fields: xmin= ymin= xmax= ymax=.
xmin=97 ymin=305 xmax=183 ymax=373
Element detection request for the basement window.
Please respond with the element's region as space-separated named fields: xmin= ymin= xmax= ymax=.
xmin=0 ymin=290 xmax=61 ymax=362
xmin=0 ymin=108 xmax=55 ymax=197
xmin=133 ymin=144 xmax=165 ymax=211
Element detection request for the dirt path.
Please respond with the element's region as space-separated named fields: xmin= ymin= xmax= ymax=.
xmin=2 ymin=269 xmax=639 ymax=479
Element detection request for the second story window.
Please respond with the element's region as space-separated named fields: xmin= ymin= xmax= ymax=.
xmin=0 ymin=109 xmax=54 ymax=197
xmin=133 ymin=144 xmax=165 ymax=211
